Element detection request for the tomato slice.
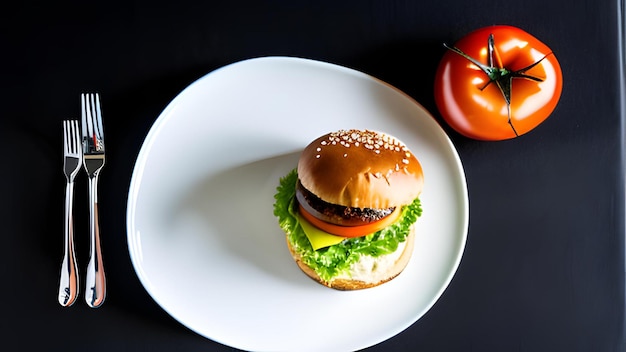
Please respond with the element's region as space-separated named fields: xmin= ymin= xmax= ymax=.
xmin=298 ymin=204 xmax=401 ymax=238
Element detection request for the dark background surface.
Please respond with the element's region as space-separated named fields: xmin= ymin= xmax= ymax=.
xmin=2 ymin=0 xmax=624 ymax=351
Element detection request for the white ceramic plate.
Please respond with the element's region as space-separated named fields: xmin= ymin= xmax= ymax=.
xmin=127 ymin=56 xmax=468 ymax=351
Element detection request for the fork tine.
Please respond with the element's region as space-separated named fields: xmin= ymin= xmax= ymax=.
xmin=93 ymin=93 xmax=104 ymax=140
xmin=82 ymin=94 xmax=89 ymax=146
xmin=63 ymin=120 xmax=69 ymax=155
xmin=83 ymin=93 xmax=95 ymax=141
xmin=87 ymin=94 xmax=95 ymax=138
xmin=70 ymin=120 xmax=80 ymax=155
xmin=81 ymin=94 xmax=88 ymax=140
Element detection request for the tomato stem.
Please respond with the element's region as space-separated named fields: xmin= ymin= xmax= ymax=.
xmin=444 ymin=34 xmax=552 ymax=137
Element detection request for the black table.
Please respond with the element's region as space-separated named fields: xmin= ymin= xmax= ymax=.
xmin=3 ymin=0 xmax=624 ymax=351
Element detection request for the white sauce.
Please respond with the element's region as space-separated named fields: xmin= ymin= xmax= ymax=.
xmin=334 ymin=240 xmax=407 ymax=283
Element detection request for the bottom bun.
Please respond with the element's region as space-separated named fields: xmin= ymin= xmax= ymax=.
xmin=286 ymin=227 xmax=415 ymax=290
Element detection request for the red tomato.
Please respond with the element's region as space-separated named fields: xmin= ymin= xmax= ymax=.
xmin=298 ymin=204 xmax=402 ymax=238
xmin=434 ymin=25 xmax=563 ymax=140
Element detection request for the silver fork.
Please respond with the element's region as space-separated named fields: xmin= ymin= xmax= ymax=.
xmin=59 ymin=120 xmax=81 ymax=307
xmin=81 ymin=93 xmax=106 ymax=308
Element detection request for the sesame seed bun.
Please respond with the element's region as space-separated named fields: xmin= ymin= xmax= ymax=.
xmin=297 ymin=130 xmax=424 ymax=210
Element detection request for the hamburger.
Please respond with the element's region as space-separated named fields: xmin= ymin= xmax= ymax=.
xmin=274 ymin=129 xmax=424 ymax=290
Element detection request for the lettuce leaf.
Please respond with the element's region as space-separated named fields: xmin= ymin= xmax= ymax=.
xmin=273 ymin=169 xmax=422 ymax=283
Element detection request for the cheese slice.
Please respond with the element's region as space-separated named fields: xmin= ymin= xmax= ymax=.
xmin=298 ymin=214 xmax=346 ymax=250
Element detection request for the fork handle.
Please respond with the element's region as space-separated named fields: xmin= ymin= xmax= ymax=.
xmin=58 ymin=181 xmax=79 ymax=307
xmin=85 ymin=175 xmax=106 ymax=308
